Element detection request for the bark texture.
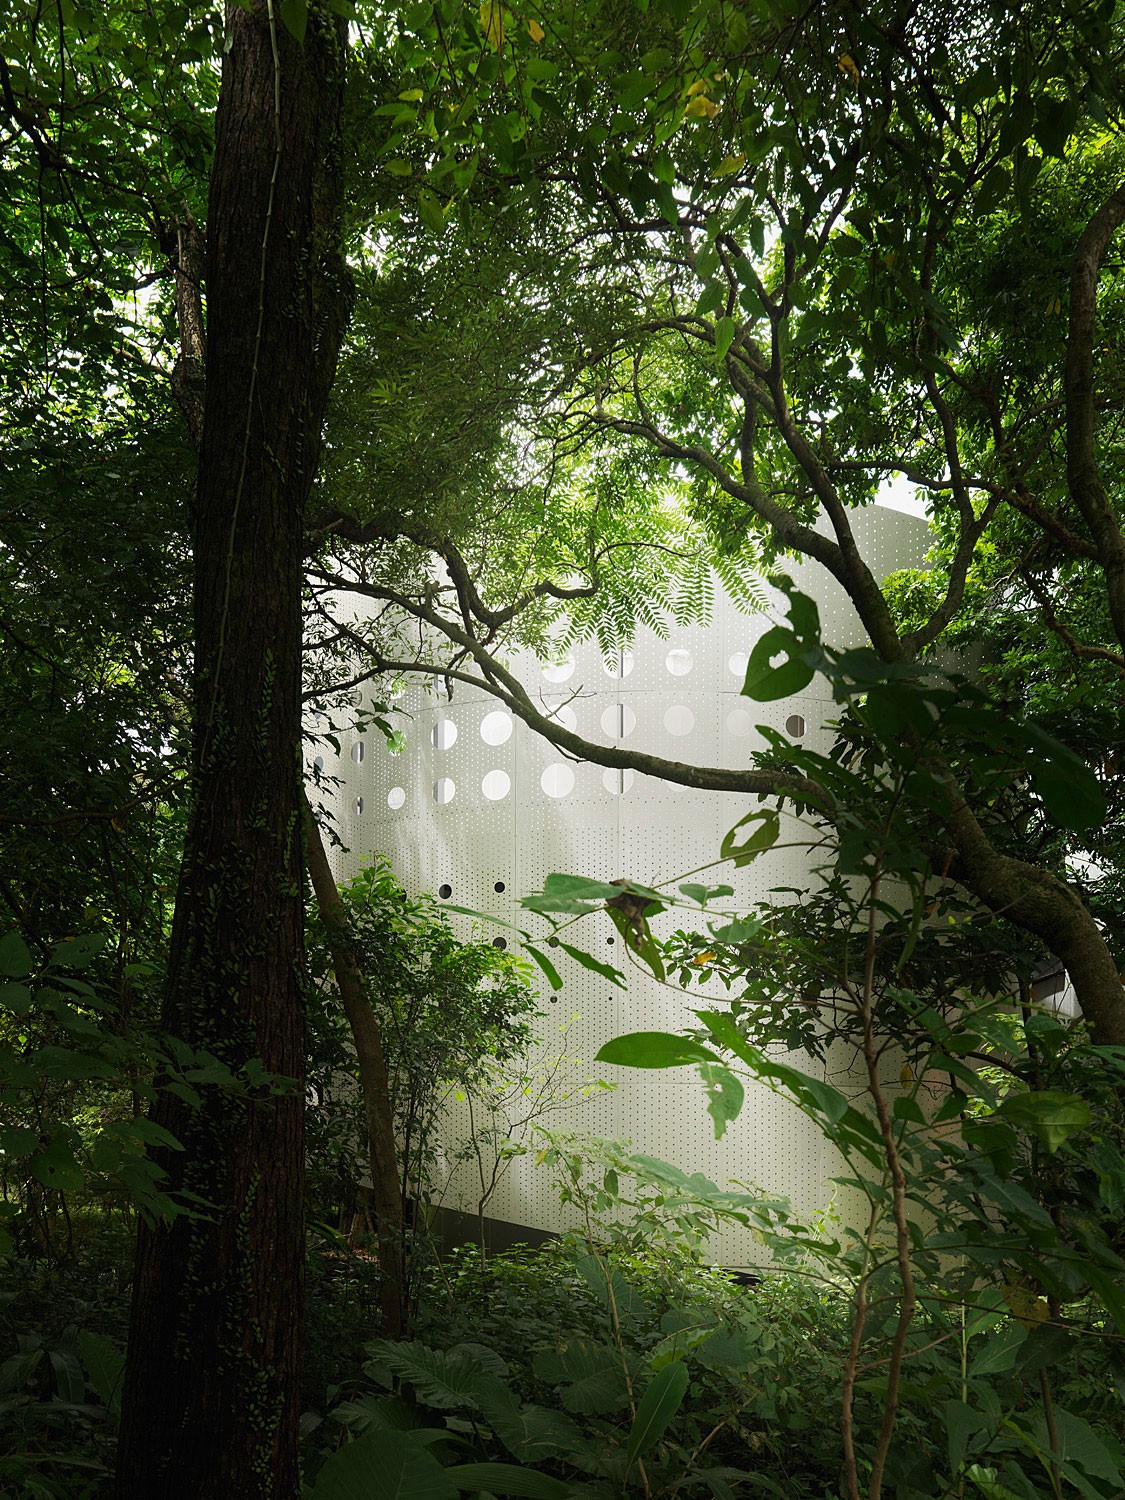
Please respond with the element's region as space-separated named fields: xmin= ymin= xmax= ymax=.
xmin=303 ymin=794 xmax=406 ymax=1336
xmin=115 ymin=6 xmax=349 ymax=1496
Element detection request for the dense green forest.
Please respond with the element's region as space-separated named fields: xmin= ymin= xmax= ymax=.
xmin=2 ymin=0 xmax=1125 ymax=1496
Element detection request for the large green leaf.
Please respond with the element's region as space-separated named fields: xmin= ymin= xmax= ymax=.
xmin=532 ymin=1340 xmax=630 ymax=1414
xmin=76 ymin=1330 xmax=125 ymax=1416
xmin=596 ymin=1032 xmax=719 ymax=1069
xmin=365 ymin=1341 xmax=493 ymax=1410
xmin=697 ymin=1063 xmax=744 ymax=1140
xmin=625 ymin=1361 xmax=689 ymax=1469
xmin=556 ymin=940 xmax=626 ymax=989
xmin=445 ymin=1462 xmax=571 ymax=1498
xmin=0 ymin=932 xmax=32 ymax=979
xmin=719 ymin=808 xmax=780 ymax=868
xmin=310 ymin=1431 xmax=457 ymax=1500
xmin=476 ymin=1379 xmax=584 ymax=1462
xmin=995 ymin=1091 xmax=1092 ymax=1153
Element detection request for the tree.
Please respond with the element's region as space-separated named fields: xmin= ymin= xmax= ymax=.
xmin=110 ymin=4 xmax=350 ymax=1496
xmin=306 ymin=0 xmax=1125 ymax=1053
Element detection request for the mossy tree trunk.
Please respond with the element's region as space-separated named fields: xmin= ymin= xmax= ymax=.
xmin=115 ymin=5 xmax=350 ymax=1496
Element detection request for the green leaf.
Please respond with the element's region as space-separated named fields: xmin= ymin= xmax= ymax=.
xmin=1030 ymin=760 xmax=1106 ymax=832
xmin=76 ymin=1330 xmax=125 ymax=1416
xmin=0 ymin=982 xmax=32 ymax=1015
xmin=714 ymin=316 xmax=736 ymax=361
xmin=521 ymin=945 xmax=563 ymax=991
xmin=1085 ymin=1265 xmax=1125 ymax=1328
xmin=417 ymin=188 xmax=446 ymax=235
xmin=940 ymin=1399 xmax=984 ymax=1474
xmin=310 ymin=1430 xmax=458 ymax=1500
xmin=445 ymin=1463 xmax=571 ymax=1498
xmin=30 ymin=1142 xmax=84 ymax=1193
xmin=967 ymin=1321 xmax=1027 ymax=1376
xmin=365 ymin=1341 xmax=494 ymax=1410
xmin=695 ymin=1010 xmax=881 ymax=1162
xmin=279 ymin=0 xmax=308 ymax=42
xmin=476 ymin=1381 xmax=584 ymax=1462
xmin=625 ymin=1361 xmax=689 ymax=1469
xmin=1033 ymin=1405 xmax=1123 ymax=1485
xmin=532 ymin=1340 xmax=629 ymax=1414
xmin=678 ymin=883 xmax=734 ymax=905
xmin=556 ymin=941 xmax=626 ymax=989
xmin=741 ymin=625 xmax=814 ymax=701
xmin=720 ymin=808 xmax=780 ymax=868
xmin=995 ymin=1091 xmax=1092 ymax=1153
xmin=596 ymin=1032 xmax=719 ymax=1069
xmin=697 ymin=1063 xmax=744 ymax=1140
xmin=0 ymin=1126 xmax=39 ymax=1158
xmin=0 ymin=932 xmax=32 ymax=979
xmin=50 ymin=933 xmax=107 ymax=968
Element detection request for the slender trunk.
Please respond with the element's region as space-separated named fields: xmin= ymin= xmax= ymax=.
xmin=115 ymin=6 xmax=349 ymax=1496
xmin=303 ymin=794 xmax=405 ymax=1336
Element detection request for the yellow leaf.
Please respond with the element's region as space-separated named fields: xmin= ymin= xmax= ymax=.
xmin=838 ymin=52 xmax=860 ymax=82
xmin=685 ymin=95 xmax=720 ymax=119
xmin=685 ymin=78 xmax=712 ymax=97
xmin=691 ymin=951 xmax=717 ymax=966
xmin=479 ymin=0 xmax=505 ymax=50
xmin=528 ymin=17 xmax=544 ymax=42
xmin=1004 ymin=1285 xmax=1048 ymax=1329
xmin=900 ymin=1062 xmax=914 ymax=1085
xmin=1054 ymin=297 xmax=1062 ymax=314
xmin=715 ymin=153 xmax=746 ymax=176
xmin=398 ymin=88 xmax=424 ymax=101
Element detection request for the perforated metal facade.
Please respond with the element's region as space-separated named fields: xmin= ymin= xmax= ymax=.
xmin=313 ymin=507 xmax=927 ymax=1264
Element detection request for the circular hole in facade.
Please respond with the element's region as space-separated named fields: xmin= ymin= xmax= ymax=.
xmin=387 ymin=786 xmax=406 ymax=810
xmin=665 ymin=647 xmax=693 ymax=677
xmin=602 ymin=768 xmax=635 ymax=795
xmin=663 ymin=704 xmax=694 ymax=737
xmin=313 ymin=755 xmax=324 ymax=773
xmin=542 ymin=658 xmax=575 ymax=684
xmin=353 ymin=796 xmax=364 ymax=815
xmin=547 ymin=937 xmax=560 ymax=948
xmin=491 ymin=937 xmax=507 ymax=950
xmin=433 ymin=777 xmax=456 ymax=805
xmin=494 ymin=880 xmax=506 ymax=893
xmin=541 ymin=763 xmax=576 ymax=798
xmin=351 ymin=741 xmax=365 ymax=763
xmin=545 ymin=703 xmax=578 ymax=733
xmin=728 ymin=650 xmax=749 ymax=680
xmin=481 ymin=769 xmax=511 ymax=802
xmin=607 ymin=935 xmax=615 ymax=946
xmin=438 ymin=883 xmax=452 ymax=899
xmin=480 ymin=710 xmax=513 ymax=746
xmin=726 ymin=707 xmax=754 ymax=738
xmin=600 ymin=703 xmax=637 ymax=740
xmin=431 ymin=718 xmax=457 ymax=750
xmin=786 ymin=713 xmax=807 ymax=739
xmin=602 ymin=649 xmax=635 ymax=679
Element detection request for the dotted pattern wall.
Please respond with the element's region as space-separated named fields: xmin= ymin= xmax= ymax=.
xmin=311 ymin=508 xmax=927 ymax=1265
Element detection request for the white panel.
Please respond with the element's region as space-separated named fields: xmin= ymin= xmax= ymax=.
xmin=316 ymin=511 xmax=928 ymax=1266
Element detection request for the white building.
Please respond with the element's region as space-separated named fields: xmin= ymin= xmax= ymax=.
xmin=314 ymin=507 xmax=929 ymax=1264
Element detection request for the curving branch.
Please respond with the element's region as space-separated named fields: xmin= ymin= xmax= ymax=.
xmin=307 ymin=564 xmax=821 ymax=802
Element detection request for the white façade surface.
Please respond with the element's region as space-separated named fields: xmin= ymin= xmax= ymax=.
xmin=313 ymin=507 xmax=929 ymax=1264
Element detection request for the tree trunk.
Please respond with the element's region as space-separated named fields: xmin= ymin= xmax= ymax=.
xmin=115 ymin=6 xmax=349 ymax=1497
xmin=303 ymin=793 xmax=406 ymax=1336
